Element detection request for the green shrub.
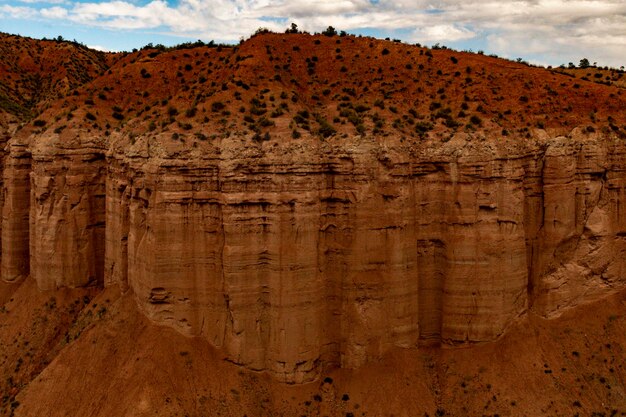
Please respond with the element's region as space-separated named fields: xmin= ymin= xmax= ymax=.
xmin=316 ymin=118 xmax=336 ymax=138
xmin=322 ymin=26 xmax=337 ymax=37
xmin=210 ymin=102 xmax=225 ymax=112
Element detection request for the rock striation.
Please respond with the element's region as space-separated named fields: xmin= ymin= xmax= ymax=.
xmin=2 ymin=128 xmax=624 ymax=383
xmin=1 ymin=32 xmax=626 ymax=385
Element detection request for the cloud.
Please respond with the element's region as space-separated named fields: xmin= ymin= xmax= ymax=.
xmin=2 ymin=0 xmax=625 ymax=67
xmin=40 ymin=5 xmax=67 ymax=18
xmin=413 ymin=24 xmax=476 ymax=43
xmin=0 ymin=4 xmax=38 ymax=18
xmin=13 ymin=0 xmax=68 ymax=4
xmin=86 ymin=43 xmax=116 ymax=52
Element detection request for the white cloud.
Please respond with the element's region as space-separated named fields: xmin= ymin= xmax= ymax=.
xmin=40 ymin=5 xmax=67 ymax=18
xmin=2 ymin=0 xmax=626 ymax=67
xmin=14 ymin=0 xmax=68 ymax=4
xmin=86 ymin=43 xmax=116 ymax=51
xmin=413 ymin=24 xmax=476 ymax=43
xmin=0 ymin=4 xmax=37 ymax=18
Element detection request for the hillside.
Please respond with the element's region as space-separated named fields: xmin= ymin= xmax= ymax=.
xmin=553 ymin=66 xmax=626 ymax=90
xmin=1 ymin=31 xmax=626 ymax=417
xmin=22 ymin=32 xmax=626 ymax=145
xmin=0 ymin=32 xmax=110 ymax=135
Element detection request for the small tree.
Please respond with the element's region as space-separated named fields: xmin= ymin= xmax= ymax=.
xmin=322 ymin=26 xmax=337 ymax=37
xmin=286 ymin=23 xmax=299 ymax=34
xmin=579 ymin=58 xmax=590 ymax=69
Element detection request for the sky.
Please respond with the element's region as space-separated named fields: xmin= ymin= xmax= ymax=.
xmin=0 ymin=0 xmax=625 ymax=68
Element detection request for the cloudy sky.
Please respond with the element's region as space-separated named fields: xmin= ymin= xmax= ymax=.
xmin=0 ymin=0 xmax=625 ymax=67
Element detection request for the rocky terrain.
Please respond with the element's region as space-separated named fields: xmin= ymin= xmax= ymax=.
xmin=1 ymin=30 xmax=626 ymax=416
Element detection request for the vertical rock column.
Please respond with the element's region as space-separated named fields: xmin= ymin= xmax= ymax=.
xmin=440 ymin=156 xmax=528 ymax=342
xmin=125 ymin=161 xmax=230 ymax=349
xmin=413 ymin=153 xmax=529 ymax=345
xmin=339 ymin=153 xmax=419 ymax=368
xmin=532 ymin=138 xmax=626 ymax=316
xmin=1 ymin=142 xmax=31 ymax=283
xmin=29 ymin=146 xmax=106 ymax=290
xmin=218 ymin=154 xmax=326 ymax=383
xmin=605 ymin=141 xmax=626 ymax=282
xmin=104 ymin=157 xmax=132 ymax=291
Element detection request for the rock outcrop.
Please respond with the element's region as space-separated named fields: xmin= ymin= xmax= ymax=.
xmin=2 ymin=128 xmax=624 ymax=383
xmin=1 ymin=32 xmax=625 ymax=384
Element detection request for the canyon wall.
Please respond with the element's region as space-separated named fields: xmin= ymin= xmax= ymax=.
xmin=2 ymin=131 xmax=625 ymax=383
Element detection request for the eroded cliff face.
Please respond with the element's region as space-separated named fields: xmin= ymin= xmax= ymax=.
xmin=2 ymin=130 xmax=625 ymax=383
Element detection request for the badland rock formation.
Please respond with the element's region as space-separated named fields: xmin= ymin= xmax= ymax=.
xmin=1 ymin=30 xmax=626 ymax=413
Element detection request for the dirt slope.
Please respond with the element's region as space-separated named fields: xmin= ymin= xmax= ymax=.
xmin=1 ymin=277 xmax=624 ymax=417
xmin=0 ymin=32 xmax=110 ymax=134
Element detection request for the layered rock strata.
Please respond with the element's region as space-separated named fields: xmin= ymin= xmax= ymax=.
xmin=2 ymin=131 xmax=625 ymax=383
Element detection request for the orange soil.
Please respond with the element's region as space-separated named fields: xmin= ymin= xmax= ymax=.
xmin=12 ymin=32 xmax=626 ymax=144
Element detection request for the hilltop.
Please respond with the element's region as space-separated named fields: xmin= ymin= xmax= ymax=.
xmin=9 ymin=31 xmax=626 ymax=145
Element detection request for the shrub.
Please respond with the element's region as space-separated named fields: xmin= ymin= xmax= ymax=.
xmin=211 ymin=102 xmax=225 ymax=112
xmin=317 ymin=118 xmax=336 ymax=138
xmin=257 ymin=117 xmax=274 ymax=127
xmin=322 ymin=26 xmax=337 ymax=37
xmin=415 ymin=121 xmax=433 ymax=136
xmin=270 ymin=108 xmax=284 ymax=118
xmin=354 ymin=104 xmax=370 ymax=113
xmin=286 ymin=23 xmax=299 ymax=34
xmin=33 ymin=119 xmax=46 ymax=127
xmin=445 ymin=117 xmax=460 ymax=128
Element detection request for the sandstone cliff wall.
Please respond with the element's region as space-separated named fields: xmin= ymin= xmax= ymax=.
xmin=2 ymin=131 xmax=625 ymax=383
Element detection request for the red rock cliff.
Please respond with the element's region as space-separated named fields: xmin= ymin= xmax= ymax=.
xmin=2 ymin=128 xmax=624 ymax=383
xmin=1 ymin=33 xmax=626 ymax=384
